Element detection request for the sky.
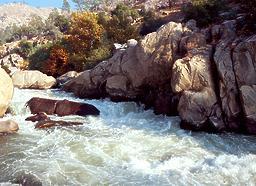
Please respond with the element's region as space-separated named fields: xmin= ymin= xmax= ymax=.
xmin=0 ymin=0 xmax=75 ymax=8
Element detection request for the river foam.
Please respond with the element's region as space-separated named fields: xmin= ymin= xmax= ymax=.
xmin=0 ymin=88 xmax=256 ymax=185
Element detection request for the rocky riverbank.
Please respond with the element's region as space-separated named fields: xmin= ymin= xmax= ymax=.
xmin=63 ymin=18 xmax=256 ymax=135
xmin=0 ymin=16 xmax=255 ymax=135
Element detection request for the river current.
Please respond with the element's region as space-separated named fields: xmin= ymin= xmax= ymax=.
xmin=0 ymin=88 xmax=256 ymax=185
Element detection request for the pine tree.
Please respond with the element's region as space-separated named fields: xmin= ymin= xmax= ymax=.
xmin=62 ymin=0 xmax=71 ymax=13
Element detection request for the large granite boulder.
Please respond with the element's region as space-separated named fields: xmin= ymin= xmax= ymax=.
xmin=12 ymin=70 xmax=56 ymax=89
xmin=240 ymin=85 xmax=256 ymax=134
xmin=233 ymin=35 xmax=256 ymax=87
xmin=214 ymin=40 xmax=242 ymax=131
xmin=172 ymin=47 xmax=224 ymax=131
xmin=0 ymin=68 xmax=13 ymax=117
xmin=64 ymin=22 xmax=185 ymax=101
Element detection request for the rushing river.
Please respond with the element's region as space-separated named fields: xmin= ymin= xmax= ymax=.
xmin=0 ymin=88 xmax=256 ymax=185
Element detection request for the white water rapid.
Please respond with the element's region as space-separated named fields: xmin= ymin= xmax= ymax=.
xmin=1 ymin=88 xmax=256 ymax=185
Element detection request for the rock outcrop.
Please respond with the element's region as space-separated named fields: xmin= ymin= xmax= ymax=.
xmin=12 ymin=70 xmax=56 ymax=89
xmin=64 ymin=22 xmax=185 ymax=102
xmin=0 ymin=54 xmax=25 ymax=74
xmin=63 ymin=19 xmax=256 ymax=134
xmin=0 ymin=68 xmax=14 ymax=117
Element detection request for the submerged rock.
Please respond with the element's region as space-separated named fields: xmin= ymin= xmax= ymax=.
xmin=35 ymin=120 xmax=83 ymax=129
xmin=12 ymin=70 xmax=56 ymax=89
xmin=26 ymin=97 xmax=100 ymax=116
xmin=0 ymin=68 xmax=13 ymax=117
xmin=12 ymin=172 xmax=42 ymax=186
xmin=25 ymin=112 xmax=49 ymax=122
xmin=0 ymin=120 xmax=19 ymax=134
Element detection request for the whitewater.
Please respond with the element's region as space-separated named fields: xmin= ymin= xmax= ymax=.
xmin=0 ymin=88 xmax=256 ymax=185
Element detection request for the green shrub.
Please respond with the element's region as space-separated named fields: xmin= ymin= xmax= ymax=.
xmin=140 ymin=10 xmax=166 ymax=35
xmin=28 ymin=43 xmax=53 ymax=71
xmin=18 ymin=40 xmax=34 ymax=58
xmin=101 ymin=4 xmax=140 ymax=44
xmin=183 ymin=0 xmax=224 ymax=27
xmin=84 ymin=44 xmax=112 ymax=69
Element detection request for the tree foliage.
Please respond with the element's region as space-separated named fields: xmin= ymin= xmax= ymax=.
xmin=67 ymin=12 xmax=104 ymax=54
xmin=62 ymin=0 xmax=71 ymax=13
xmin=42 ymin=45 xmax=69 ymax=77
xmin=100 ymin=4 xmax=140 ymax=43
xmin=183 ymin=0 xmax=224 ymax=27
xmin=18 ymin=40 xmax=34 ymax=58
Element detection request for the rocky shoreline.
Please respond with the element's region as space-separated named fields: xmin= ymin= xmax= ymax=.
xmin=0 ymin=18 xmax=255 ymax=135
xmin=63 ymin=19 xmax=256 ymax=135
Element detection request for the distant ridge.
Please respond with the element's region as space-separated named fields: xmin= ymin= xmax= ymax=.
xmin=0 ymin=3 xmax=54 ymax=29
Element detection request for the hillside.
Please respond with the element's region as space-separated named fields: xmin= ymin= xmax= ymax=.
xmin=0 ymin=3 xmax=54 ymax=29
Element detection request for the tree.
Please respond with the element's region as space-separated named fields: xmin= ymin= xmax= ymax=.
xmin=67 ymin=12 xmax=104 ymax=54
xmin=62 ymin=0 xmax=71 ymax=13
xmin=18 ymin=40 xmax=33 ymax=58
xmin=71 ymin=0 xmax=84 ymax=11
xmin=103 ymin=4 xmax=140 ymax=43
xmin=182 ymin=0 xmax=224 ymax=27
xmin=42 ymin=45 xmax=69 ymax=77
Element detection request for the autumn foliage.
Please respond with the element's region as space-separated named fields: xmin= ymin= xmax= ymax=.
xmin=67 ymin=12 xmax=104 ymax=54
xmin=42 ymin=45 xmax=69 ymax=77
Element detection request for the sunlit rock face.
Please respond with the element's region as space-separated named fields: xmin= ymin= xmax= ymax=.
xmin=0 ymin=68 xmax=13 ymax=117
xmin=12 ymin=70 xmax=56 ymax=90
xmin=64 ymin=18 xmax=256 ymax=134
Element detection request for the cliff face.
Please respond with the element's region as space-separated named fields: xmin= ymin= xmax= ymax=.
xmin=63 ymin=18 xmax=256 ymax=135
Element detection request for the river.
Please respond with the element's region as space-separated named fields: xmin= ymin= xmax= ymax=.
xmin=0 ymin=88 xmax=256 ymax=185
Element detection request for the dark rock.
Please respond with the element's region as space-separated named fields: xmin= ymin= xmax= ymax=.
xmin=35 ymin=120 xmax=83 ymax=129
xmin=13 ymin=172 xmax=42 ymax=186
xmin=55 ymin=99 xmax=100 ymax=116
xmin=26 ymin=98 xmax=100 ymax=117
xmin=26 ymin=98 xmax=57 ymax=115
xmin=25 ymin=112 xmax=49 ymax=122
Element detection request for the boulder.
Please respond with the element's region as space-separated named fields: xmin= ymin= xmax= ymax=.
xmin=56 ymin=71 xmax=79 ymax=85
xmin=172 ymin=47 xmax=224 ymax=131
xmin=0 ymin=120 xmax=19 ymax=134
xmin=26 ymin=98 xmax=57 ymax=115
xmin=64 ymin=21 xmax=185 ymax=101
xmin=240 ymin=85 xmax=256 ymax=134
xmin=0 ymin=68 xmax=13 ymax=117
xmin=12 ymin=172 xmax=42 ymax=186
xmin=12 ymin=70 xmax=56 ymax=89
xmin=0 ymin=54 xmax=24 ymax=69
xmin=26 ymin=97 xmax=100 ymax=116
xmin=214 ymin=40 xmax=242 ymax=131
xmin=25 ymin=112 xmax=49 ymax=122
xmin=35 ymin=120 xmax=83 ymax=129
xmin=55 ymin=99 xmax=100 ymax=116
xmin=178 ymin=88 xmax=224 ymax=132
xmin=233 ymin=35 xmax=256 ymax=87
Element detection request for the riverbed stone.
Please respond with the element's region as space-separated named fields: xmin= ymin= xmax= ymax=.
xmin=12 ymin=70 xmax=56 ymax=89
xmin=0 ymin=120 xmax=19 ymax=134
xmin=0 ymin=68 xmax=13 ymax=117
